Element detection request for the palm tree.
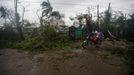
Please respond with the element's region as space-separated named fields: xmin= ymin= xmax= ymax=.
xmin=0 ymin=6 xmax=14 ymax=25
xmin=0 ymin=6 xmax=7 ymax=25
xmin=40 ymin=0 xmax=53 ymax=26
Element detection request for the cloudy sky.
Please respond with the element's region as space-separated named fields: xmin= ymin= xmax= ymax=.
xmin=0 ymin=0 xmax=134 ymax=25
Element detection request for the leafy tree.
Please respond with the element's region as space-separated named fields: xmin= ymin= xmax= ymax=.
xmin=127 ymin=14 xmax=134 ymax=39
xmin=99 ymin=3 xmax=113 ymax=37
xmin=51 ymin=11 xmax=61 ymax=19
xmin=76 ymin=14 xmax=86 ymax=28
xmin=114 ymin=11 xmax=126 ymax=37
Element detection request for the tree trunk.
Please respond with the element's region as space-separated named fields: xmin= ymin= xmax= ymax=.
xmin=15 ymin=0 xmax=24 ymax=40
xmin=107 ymin=30 xmax=120 ymax=41
xmin=17 ymin=26 xmax=24 ymax=40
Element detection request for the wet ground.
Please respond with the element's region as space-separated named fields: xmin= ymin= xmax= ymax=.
xmin=0 ymin=49 xmax=129 ymax=75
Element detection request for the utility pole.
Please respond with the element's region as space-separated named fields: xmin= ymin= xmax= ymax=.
xmin=124 ymin=14 xmax=127 ymax=38
xmin=87 ymin=7 xmax=92 ymax=18
xmin=107 ymin=3 xmax=111 ymax=31
xmin=15 ymin=0 xmax=18 ymax=27
xmin=97 ymin=4 xmax=100 ymax=31
xmin=88 ymin=7 xmax=90 ymax=15
xmin=125 ymin=14 xmax=127 ymax=26
xmin=108 ymin=3 xmax=111 ymax=13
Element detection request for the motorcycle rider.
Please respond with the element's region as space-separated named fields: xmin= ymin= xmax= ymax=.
xmin=82 ymin=28 xmax=104 ymax=48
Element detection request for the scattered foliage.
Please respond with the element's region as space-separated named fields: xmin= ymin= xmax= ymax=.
xmin=14 ymin=25 xmax=70 ymax=51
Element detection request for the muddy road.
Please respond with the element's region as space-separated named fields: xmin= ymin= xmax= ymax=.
xmin=0 ymin=49 xmax=129 ymax=75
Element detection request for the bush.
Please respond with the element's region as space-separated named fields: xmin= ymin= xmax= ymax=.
xmin=0 ymin=27 xmax=20 ymax=49
xmin=123 ymin=49 xmax=134 ymax=73
xmin=14 ymin=25 xmax=69 ymax=50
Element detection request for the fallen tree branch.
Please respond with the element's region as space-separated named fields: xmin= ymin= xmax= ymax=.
xmin=107 ymin=30 xmax=120 ymax=41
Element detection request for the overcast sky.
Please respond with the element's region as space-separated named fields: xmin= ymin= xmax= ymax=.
xmin=0 ymin=0 xmax=134 ymax=25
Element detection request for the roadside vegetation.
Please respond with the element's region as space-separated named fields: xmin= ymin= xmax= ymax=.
xmin=14 ymin=25 xmax=70 ymax=50
xmin=101 ymin=40 xmax=134 ymax=74
xmin=0 ymin=0 xmax=134 ymax=74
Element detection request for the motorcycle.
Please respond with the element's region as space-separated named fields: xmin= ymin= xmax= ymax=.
xmin=82 ymin=32 xmax=104 ymax=48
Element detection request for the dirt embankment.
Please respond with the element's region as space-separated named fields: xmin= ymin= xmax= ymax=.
xmin=0 ymin=48 xmax=129 ymax=75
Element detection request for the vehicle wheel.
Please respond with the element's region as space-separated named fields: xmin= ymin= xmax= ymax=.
xmin=82 ymin=40 xmax=88 ymax=48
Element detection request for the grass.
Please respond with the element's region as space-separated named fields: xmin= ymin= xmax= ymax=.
xmin=105 ymin=44 xmax=134 ymax=73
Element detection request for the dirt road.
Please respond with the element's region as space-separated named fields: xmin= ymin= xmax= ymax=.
xmin=0 ymin=49 xmax=129 ymax=75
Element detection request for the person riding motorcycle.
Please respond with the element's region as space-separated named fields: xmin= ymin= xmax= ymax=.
xmin=82 ymin=30 xmax=104 ymax=48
